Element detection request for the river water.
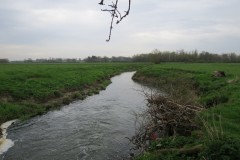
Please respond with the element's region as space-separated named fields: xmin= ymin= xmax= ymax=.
xmin=0 ymin=72 xmax=147 ymax=160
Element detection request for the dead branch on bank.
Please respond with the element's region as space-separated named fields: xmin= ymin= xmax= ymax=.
xmin=99 ymin=0 xmax=131 ymax=41
xmin=130 ymin=90 xmax=204 ymax=151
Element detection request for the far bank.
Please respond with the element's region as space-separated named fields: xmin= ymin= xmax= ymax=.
xmin=0 ymin=63 xmax=146 ymax=128
xmin=131 ymin=63 xmax=240 ymax=160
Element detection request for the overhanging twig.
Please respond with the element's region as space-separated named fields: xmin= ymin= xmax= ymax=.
xmin=99 ymin=0 xmax=131 ymax=42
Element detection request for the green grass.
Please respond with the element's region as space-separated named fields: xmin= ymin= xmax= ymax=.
xmin=0 ymin=63 xmax=145 ymax=124
xmin=134 ymin=63 xmax=240 ymax=137
xmin=133 ymin=63 xmax=240 ymax=159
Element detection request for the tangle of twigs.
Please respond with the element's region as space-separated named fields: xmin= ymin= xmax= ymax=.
xmin=129 ymin=89 xmax=204 ymax=152
xmin=99 ymin=0 xmax=131 ymax=42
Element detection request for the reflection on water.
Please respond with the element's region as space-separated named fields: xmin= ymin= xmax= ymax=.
xmin=1 ymin=72 xmax=147 ymax=160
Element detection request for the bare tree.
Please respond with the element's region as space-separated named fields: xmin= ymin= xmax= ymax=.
xmin=99 ymin=0 xmax=131 ymax=42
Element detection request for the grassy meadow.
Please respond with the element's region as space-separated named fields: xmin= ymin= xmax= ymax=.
xmin=1 ymin=62 xmax=239 ymax=159
xmin=133 ymin=63 xmax=240 ymax=159
xmin=0 ymin=63 xmax=144 ymax=124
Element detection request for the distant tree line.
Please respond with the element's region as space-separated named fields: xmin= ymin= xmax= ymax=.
xmin=0 ymin=59 xmax=9 ymax=63
xmin=24 ymin=58 xmax=82 ymax=63
xmin=83 ymin=56 xmax=132 ymax=62
xmin=2 ymin=50 xmax=240 ymax=63
xmin=10 ymin=56 xmax=132 ymax=63
xmin=22 ymin=56 xmax=132 ymax=63
xmin=132 ymin=50 xmax=240 ymax=63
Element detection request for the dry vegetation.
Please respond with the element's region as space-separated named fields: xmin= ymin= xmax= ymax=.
xmin=132 ymin=63 xmax=240 ymax=160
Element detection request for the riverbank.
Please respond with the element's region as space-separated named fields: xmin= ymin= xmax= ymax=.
xmin=132 ymin=63 xmax=240 ymax=159
xmin=0 ymin=120 xmax=17 ymax=154
xmin=0 ymin=72 xmax=148 ymax=159
xmin=0 ymin=63 xmax=145 ymax=128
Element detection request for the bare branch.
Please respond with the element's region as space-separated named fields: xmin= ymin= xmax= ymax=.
xmin=116 ymin=0 xmax=131 ymax=24
xmin=99 ymin=0 xmax=131 ymax=42
xmin=99 ymin=0 xmax=104 ymax=5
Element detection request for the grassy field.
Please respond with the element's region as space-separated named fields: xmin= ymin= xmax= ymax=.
xmin=1 ymin=62 xmax=239 ymax=159
xmin=133 ymin=63 xmax=240 ymax=159
xmin=0 ymin=63 xmax=144 ymax=124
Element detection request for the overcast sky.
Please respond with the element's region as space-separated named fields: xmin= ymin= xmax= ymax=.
xmin=0 ymin=0 xmax=240 ymax=60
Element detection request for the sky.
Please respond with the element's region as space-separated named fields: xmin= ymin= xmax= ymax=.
xmin=0 ymin=0 xmax=240 ymax=60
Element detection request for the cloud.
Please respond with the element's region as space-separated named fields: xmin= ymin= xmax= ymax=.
xmin=0 ymin=0 xmax=240 ymax=60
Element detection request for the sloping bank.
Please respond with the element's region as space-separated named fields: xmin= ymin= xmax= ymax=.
xmin=0 ymin=63 xmax=145 ymax=138
xmin=132 ymin=63 xmax=240 ymax=160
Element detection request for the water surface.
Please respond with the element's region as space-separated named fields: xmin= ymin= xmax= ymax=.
xmin=1 ymin=72 xmax=147 ymax=160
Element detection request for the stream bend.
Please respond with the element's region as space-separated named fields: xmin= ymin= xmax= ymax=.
xmin=1 ymin=72 xmax=147 ymax=160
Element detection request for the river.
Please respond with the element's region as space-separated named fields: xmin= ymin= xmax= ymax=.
xmin=0 ymin=72 xmax=147 ymax=160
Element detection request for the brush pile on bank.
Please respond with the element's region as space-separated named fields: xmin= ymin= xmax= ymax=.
xmin=131 ymin=92 xmax=204 ymax=152
xmin=131 ymin=65 xmax=240 ymax=160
